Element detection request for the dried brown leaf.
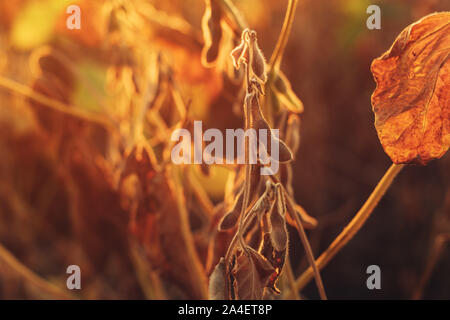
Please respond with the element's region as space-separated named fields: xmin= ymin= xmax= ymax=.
xmin=371 ymin=12 xmax=450 ymax=165
xmin=232 ymin=247 xmax=275 ymax=300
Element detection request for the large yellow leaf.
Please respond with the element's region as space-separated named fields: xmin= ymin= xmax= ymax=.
xmin=371 ymin=12 xmax=450 ymax=165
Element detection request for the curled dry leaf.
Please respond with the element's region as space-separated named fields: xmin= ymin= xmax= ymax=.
xmin=230 ymin=29 xmax=267 ymax=84
xmin=230 ymin=34 xmax=248 ymax=69
xmin=232 ymin=247 xmax=275 ymax=300
xmin=371 ymin=12 xmax=450 ymax=165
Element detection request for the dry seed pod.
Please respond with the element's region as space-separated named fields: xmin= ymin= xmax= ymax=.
xmin=247 ymin=89 xmax=293 ymax=163
xmin=201 ymin=0 xmax=223 ymax=67
xmin=248 ymin=30 xmax=267 ymax=84
xmin=238 ymin=181 xmax=275 ymax=236
xmin=219 ymin=187 xmax=243 ymax=230
xmin=254 ymin=118 xmax=293 ymax=163
xmin=209 ymin=258 xmax=228 ymax=300
xmin=247 ymin=221 xmax=263 ymax=250
xmin=269 ymin=185 xmax=288 ymax=251
xmin=272 ymin=71 xmax=304 ymax=113
xmin=250 ymin=180 xmax=274 ymax=218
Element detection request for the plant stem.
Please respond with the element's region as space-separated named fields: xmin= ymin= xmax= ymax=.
xmin=269 ymin=0 xmax=298 ymax=72
xmin=284 ymin=163 xmax=404 ymax=298
xmin=412 ymin=233 xmax=449 ymax=299
xmin=286 ymin=188 xmax=327 ymax=300
xmin=237 ymin=76 xmax=252 ymax=249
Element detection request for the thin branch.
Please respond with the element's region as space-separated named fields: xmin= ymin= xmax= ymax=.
xmin=284 ymin=163 xmax=404 ymax=298
xmin=269 ymin=0 xmax=299 ymax=72
xmin=285 ymin=188 xmax=327 ymax=300
xmin=412 ymin=233 xmax=449 ymax=299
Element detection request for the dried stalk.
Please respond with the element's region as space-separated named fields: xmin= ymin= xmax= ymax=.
xmin=269 ymin=0 xmax=299 ymax=72
xmin=284 ymin=163 xmax=404 ymax=298
xmin=285 ymin=187 xmax=327 ymax=299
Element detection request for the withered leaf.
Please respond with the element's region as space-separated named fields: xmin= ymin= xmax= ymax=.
xmin=371 ymin=12 xmax=450 ymax=165
xmin=209 ymin=258 xmax=228 ymax=300
xmin=232 ymin=247 xmax=275 ymax=300
xmin=231 ymin=36 xmax=248 ymax=69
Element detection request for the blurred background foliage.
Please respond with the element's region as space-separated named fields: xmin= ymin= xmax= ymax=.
xmin=0 ymin=0 xmax=449 ymax=299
